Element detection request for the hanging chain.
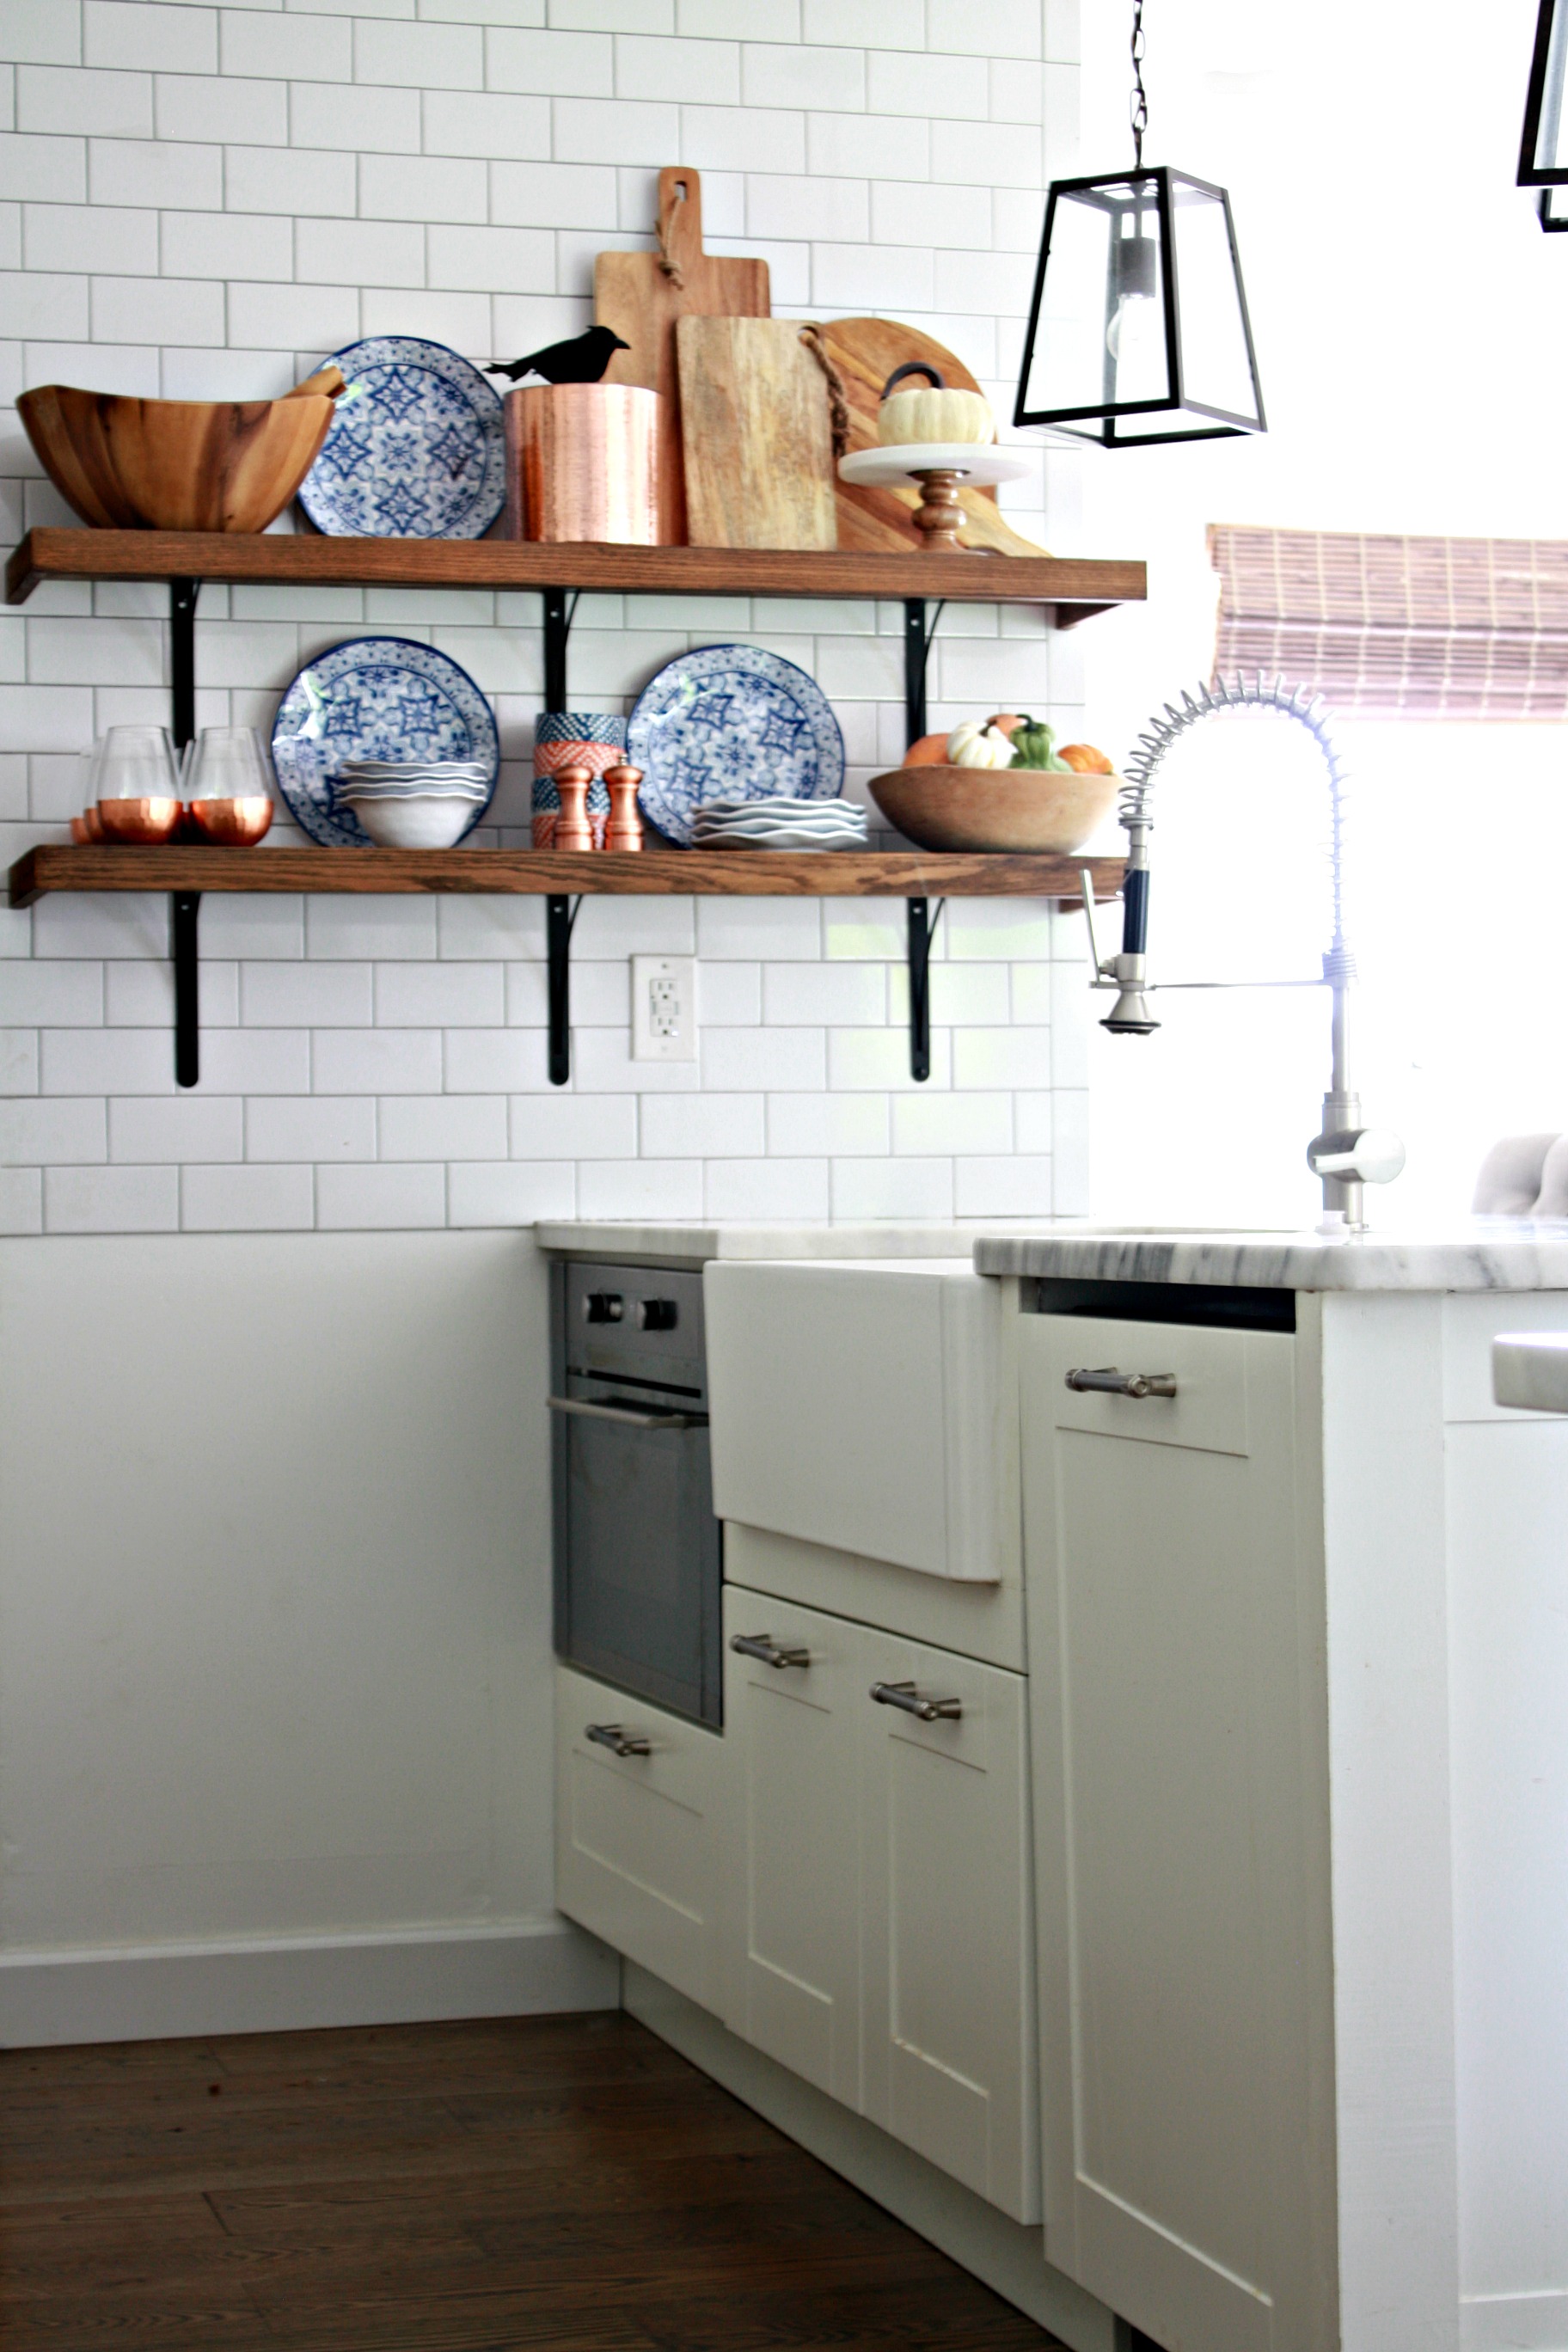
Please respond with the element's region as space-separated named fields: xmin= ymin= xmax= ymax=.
xmin=1130 ymin=0 xmax=1148 ymax=168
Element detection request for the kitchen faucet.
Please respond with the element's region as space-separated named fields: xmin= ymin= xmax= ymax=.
xmin=1079 ymin=673 xmax=1405 ymax=1232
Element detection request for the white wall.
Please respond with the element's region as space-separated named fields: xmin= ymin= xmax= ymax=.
xmin=0 ymin=0 xmax=1092 ymax=1239
xmin=0 ymin=1227 xmax=622 ymax=2039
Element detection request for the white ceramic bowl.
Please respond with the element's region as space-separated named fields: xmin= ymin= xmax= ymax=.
xmin=339 ymin=792 xmax=478 ymax=848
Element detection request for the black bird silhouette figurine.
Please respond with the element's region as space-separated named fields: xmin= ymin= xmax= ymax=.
xmin=487 ymin=327 xmax=630 ymax=385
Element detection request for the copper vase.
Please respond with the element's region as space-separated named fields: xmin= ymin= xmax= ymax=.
xmin=505 ymin=384 xmax=659 ymax=544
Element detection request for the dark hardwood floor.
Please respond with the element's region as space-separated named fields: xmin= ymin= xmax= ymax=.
xmin=0 ymin=2010 xmax=1065 ymax=2350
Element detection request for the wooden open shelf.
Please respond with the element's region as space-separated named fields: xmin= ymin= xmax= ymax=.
xmin=3 ymin=528 xmax=1146 ymax=626
xmin=4 ymin=526 xmax=1140 ymax=1089
xmin=9 ymin=845 xmax=1125 ymax=910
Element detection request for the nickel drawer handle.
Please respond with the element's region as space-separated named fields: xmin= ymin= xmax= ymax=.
xmin=870 ymin=1680 xmax=962 ymax=1723
xmin=548 ymin=1394 xmax=706 ymax=1430
xmin=1065 ymin=1366 xmax=1178 ymax=1400
xmin=585 ymin=1723 xmax=651 ymax=1758
xmin=731 ymin=1632 xmax=811 ymax=1670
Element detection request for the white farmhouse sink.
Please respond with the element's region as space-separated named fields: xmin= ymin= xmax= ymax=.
xmin=1493 ymin=1332 xmax=1568 ymax=1412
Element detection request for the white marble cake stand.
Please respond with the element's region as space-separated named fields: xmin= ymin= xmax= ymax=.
xmin=837 ymin=442 xmax=1031 ymax=551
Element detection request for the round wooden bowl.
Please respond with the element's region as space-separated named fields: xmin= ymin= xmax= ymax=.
xmin=18 ymin=373 xmax=341 ymax=533
xmin=869 ymin=763 xmax=1118 ymax=854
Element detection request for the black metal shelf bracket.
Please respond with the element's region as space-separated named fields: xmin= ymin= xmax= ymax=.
xmin=903 ymin=597 xmax=945 ymax=744
xmin=172 ymin=890 xmax=201 ymax=1088
xmin=169 ymin=579 xmax=203 ymax=1085
xmin=907 ymin=897 xmax=946 ymax=1082
xmin=543 ymin=589 xmax=579 ymax=714
xmin=548 ymin=893 xmax=581 ymax=1086
xmin=170 ymin=576 xmax=199 ymax=750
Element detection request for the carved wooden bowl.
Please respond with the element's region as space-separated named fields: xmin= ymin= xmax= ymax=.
xmin=18 ymin=369 xmax=342 ymax=533
xmin=869 ymin=763 xmax=1119 ymax=854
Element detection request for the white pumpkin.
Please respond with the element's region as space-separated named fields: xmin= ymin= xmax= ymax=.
xmin=877 ymin=363 xmax=994 ymax=448
xmin=946 ymin=720 xmax=1015 ymax=770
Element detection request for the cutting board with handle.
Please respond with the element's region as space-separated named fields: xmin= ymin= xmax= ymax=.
xmin=819 ymin=317 xmax=1049 ymax=559
xmin=596 ymin=168 xmax=770 ymax=546
xmin=676 ymin=317 xmax=836 ymax=551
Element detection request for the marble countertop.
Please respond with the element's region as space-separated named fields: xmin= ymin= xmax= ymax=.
xmin=972 ymin=1222 xmax=1568 ymax=1293
xmin=531 ymin=1220 xmax=1052 ymax=1265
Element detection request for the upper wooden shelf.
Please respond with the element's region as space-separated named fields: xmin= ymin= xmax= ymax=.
xmin=3 ymin=528 xmax=1146 ymax=625
xmin=9 ymin=844 xmax=1124 ymax=910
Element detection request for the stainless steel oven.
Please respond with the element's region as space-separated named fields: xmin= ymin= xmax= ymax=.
xmin=548 ymin=1259 xmax=722 ymax=1729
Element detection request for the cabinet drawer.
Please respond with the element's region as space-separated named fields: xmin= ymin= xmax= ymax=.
xmin=1045 ymin=1312 xmax=1252 ymax=1456
xmin=554 ymin=1663 xmax=726 ymax=2014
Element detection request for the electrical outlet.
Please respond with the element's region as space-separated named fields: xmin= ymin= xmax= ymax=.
xmin=632 ymin=954 xmax=697 ymax=1061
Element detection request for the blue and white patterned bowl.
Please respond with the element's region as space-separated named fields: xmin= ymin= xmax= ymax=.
xmin=271 ymin=636 xmax=500 ymax=848
xmin=298 ymin=336 xmax=505 ymax=540
xmin=628 ymin=646 xmax=845 ymax=848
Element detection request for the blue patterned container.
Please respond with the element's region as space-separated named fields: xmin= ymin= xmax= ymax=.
xmin=531 ymin=713 xmax=626 ymax=832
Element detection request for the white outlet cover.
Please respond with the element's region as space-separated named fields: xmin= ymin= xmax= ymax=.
xmin=632 ymin=954 xmax=697 ymax=1062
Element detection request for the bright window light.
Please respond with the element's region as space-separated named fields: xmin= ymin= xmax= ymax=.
xmin=1085 ymin=715 xmax=1560 ymax=1229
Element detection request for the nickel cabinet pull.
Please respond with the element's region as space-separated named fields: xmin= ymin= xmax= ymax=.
xmin=585 ymin=1722 xmax=651 ymax=1758
xmin=730 ymin=1632 xmax=811 ymax=1670
xmin=1065 ymin=1366 xmax=1178 ymax=1400
xmin=548 ymin=1393 xmax=706 ymax=1430
xmin=870 ymin=1679 xmax=963 ymax=1723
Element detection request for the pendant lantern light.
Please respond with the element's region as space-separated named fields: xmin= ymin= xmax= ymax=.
xmin=1519 ymin=0 xmax=1568 ymax=229
xmin=1014 ymin=0 xmax=1265 ymax=446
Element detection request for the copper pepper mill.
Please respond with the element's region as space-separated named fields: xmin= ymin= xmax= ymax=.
xmin=553 ymin=763 xmax=594 ymax=852
xmin=602 ymin=763 xmax=644 ymax=852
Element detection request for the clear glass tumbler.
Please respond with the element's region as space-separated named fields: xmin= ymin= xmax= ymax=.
xmin=186 ymin=726 xmax=274 ymax=846
xmin=96 ymin=724 xmax=182 ymax=843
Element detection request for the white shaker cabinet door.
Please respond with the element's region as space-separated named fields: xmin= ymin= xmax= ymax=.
xmin=554 ymin=1663 xmax=727 ymax=2015
xmin=1020 ymin=1313 xmax=1334 ymax=2352
xmin=720 ymin=1587 xmax=863 ymax=2109
xmin=859 ymin=1632 xmax=1041 ymax=2226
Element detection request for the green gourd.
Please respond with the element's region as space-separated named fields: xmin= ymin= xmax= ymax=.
xmin=1007 ymin=715 xmax=1071 ymax=771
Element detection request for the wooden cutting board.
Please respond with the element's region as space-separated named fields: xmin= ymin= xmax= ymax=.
xmin=595 ymin=168 xmax=770 ymax=547
xmin=818 ymin=317 xmax=1050 ymax=559
xmin=676 ymin=318 xmax=836 ymax=551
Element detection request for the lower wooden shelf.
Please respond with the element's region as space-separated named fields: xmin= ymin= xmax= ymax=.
xmin=6 ymin=843 xmax=1122 ymax=1094
xmin=9 ymin=845 xmax=1124 ymax=908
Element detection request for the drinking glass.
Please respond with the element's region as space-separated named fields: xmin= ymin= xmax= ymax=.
xmin=96 ymin=724 xmax=181 ymax=842
xmin=185 ymin=726 xmax=273 ymax=845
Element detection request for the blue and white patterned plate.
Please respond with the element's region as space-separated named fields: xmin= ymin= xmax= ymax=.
xmin=298 ymin=336 xmax=505 ymax=540
xmin=628 ymin=646 xmax=845 ymax=847
xmin=271 ymin=637 xmax=499 ymax=848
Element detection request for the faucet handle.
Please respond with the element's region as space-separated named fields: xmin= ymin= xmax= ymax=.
xmin=1307 ymin=1126 xmax=1406 ymax=1185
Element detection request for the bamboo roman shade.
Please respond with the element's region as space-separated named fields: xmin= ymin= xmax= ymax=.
xmin=1209 ymin=524 xmax=1568 ymax=718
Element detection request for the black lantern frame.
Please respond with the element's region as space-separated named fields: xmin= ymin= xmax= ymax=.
xmin=1013 ymin=165 xmax=1265 ymax=448
xmin=1519 ymin=0 xmax=1568 ymax=189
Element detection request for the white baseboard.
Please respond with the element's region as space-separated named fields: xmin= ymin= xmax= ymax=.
xmin=623 ymin=1961 xmax=1120 ymax=2352
xmin=1462 ymin=2289 xmax=1568 ymax=2352
xmin=0 ymin=1915 xmax=621 ymax=2048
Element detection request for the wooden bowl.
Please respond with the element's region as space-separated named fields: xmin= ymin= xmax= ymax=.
xmin=18 ymin=368 xmax=342 ymax=533
xmin=869 ymin=763 xmax=1119 ymax=854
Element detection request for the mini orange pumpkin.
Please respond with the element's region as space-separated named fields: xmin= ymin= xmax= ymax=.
xmin=1057 ymin=742 xmax=1114 ymax=775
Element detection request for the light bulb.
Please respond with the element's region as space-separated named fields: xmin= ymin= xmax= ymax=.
xmin=1105 ymin=230 xmax=1164 ymax=403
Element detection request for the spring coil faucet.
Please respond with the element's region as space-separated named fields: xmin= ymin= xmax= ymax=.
xmin=1081 ymin=672 xmax=1405 ymax=1232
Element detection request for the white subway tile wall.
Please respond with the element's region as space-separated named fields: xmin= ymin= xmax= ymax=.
xmin=0 ymin=0 xmax=1091 ymax=1235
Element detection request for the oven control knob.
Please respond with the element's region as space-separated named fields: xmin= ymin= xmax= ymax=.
xmin=582 ymin=1291 xmax=624 ymax=1324
xmin=636 ymin=1298 xmax=679 ymax=1332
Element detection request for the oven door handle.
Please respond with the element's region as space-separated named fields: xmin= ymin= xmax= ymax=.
xmin=548 ymin=1393 xmax=707 ymax=1431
